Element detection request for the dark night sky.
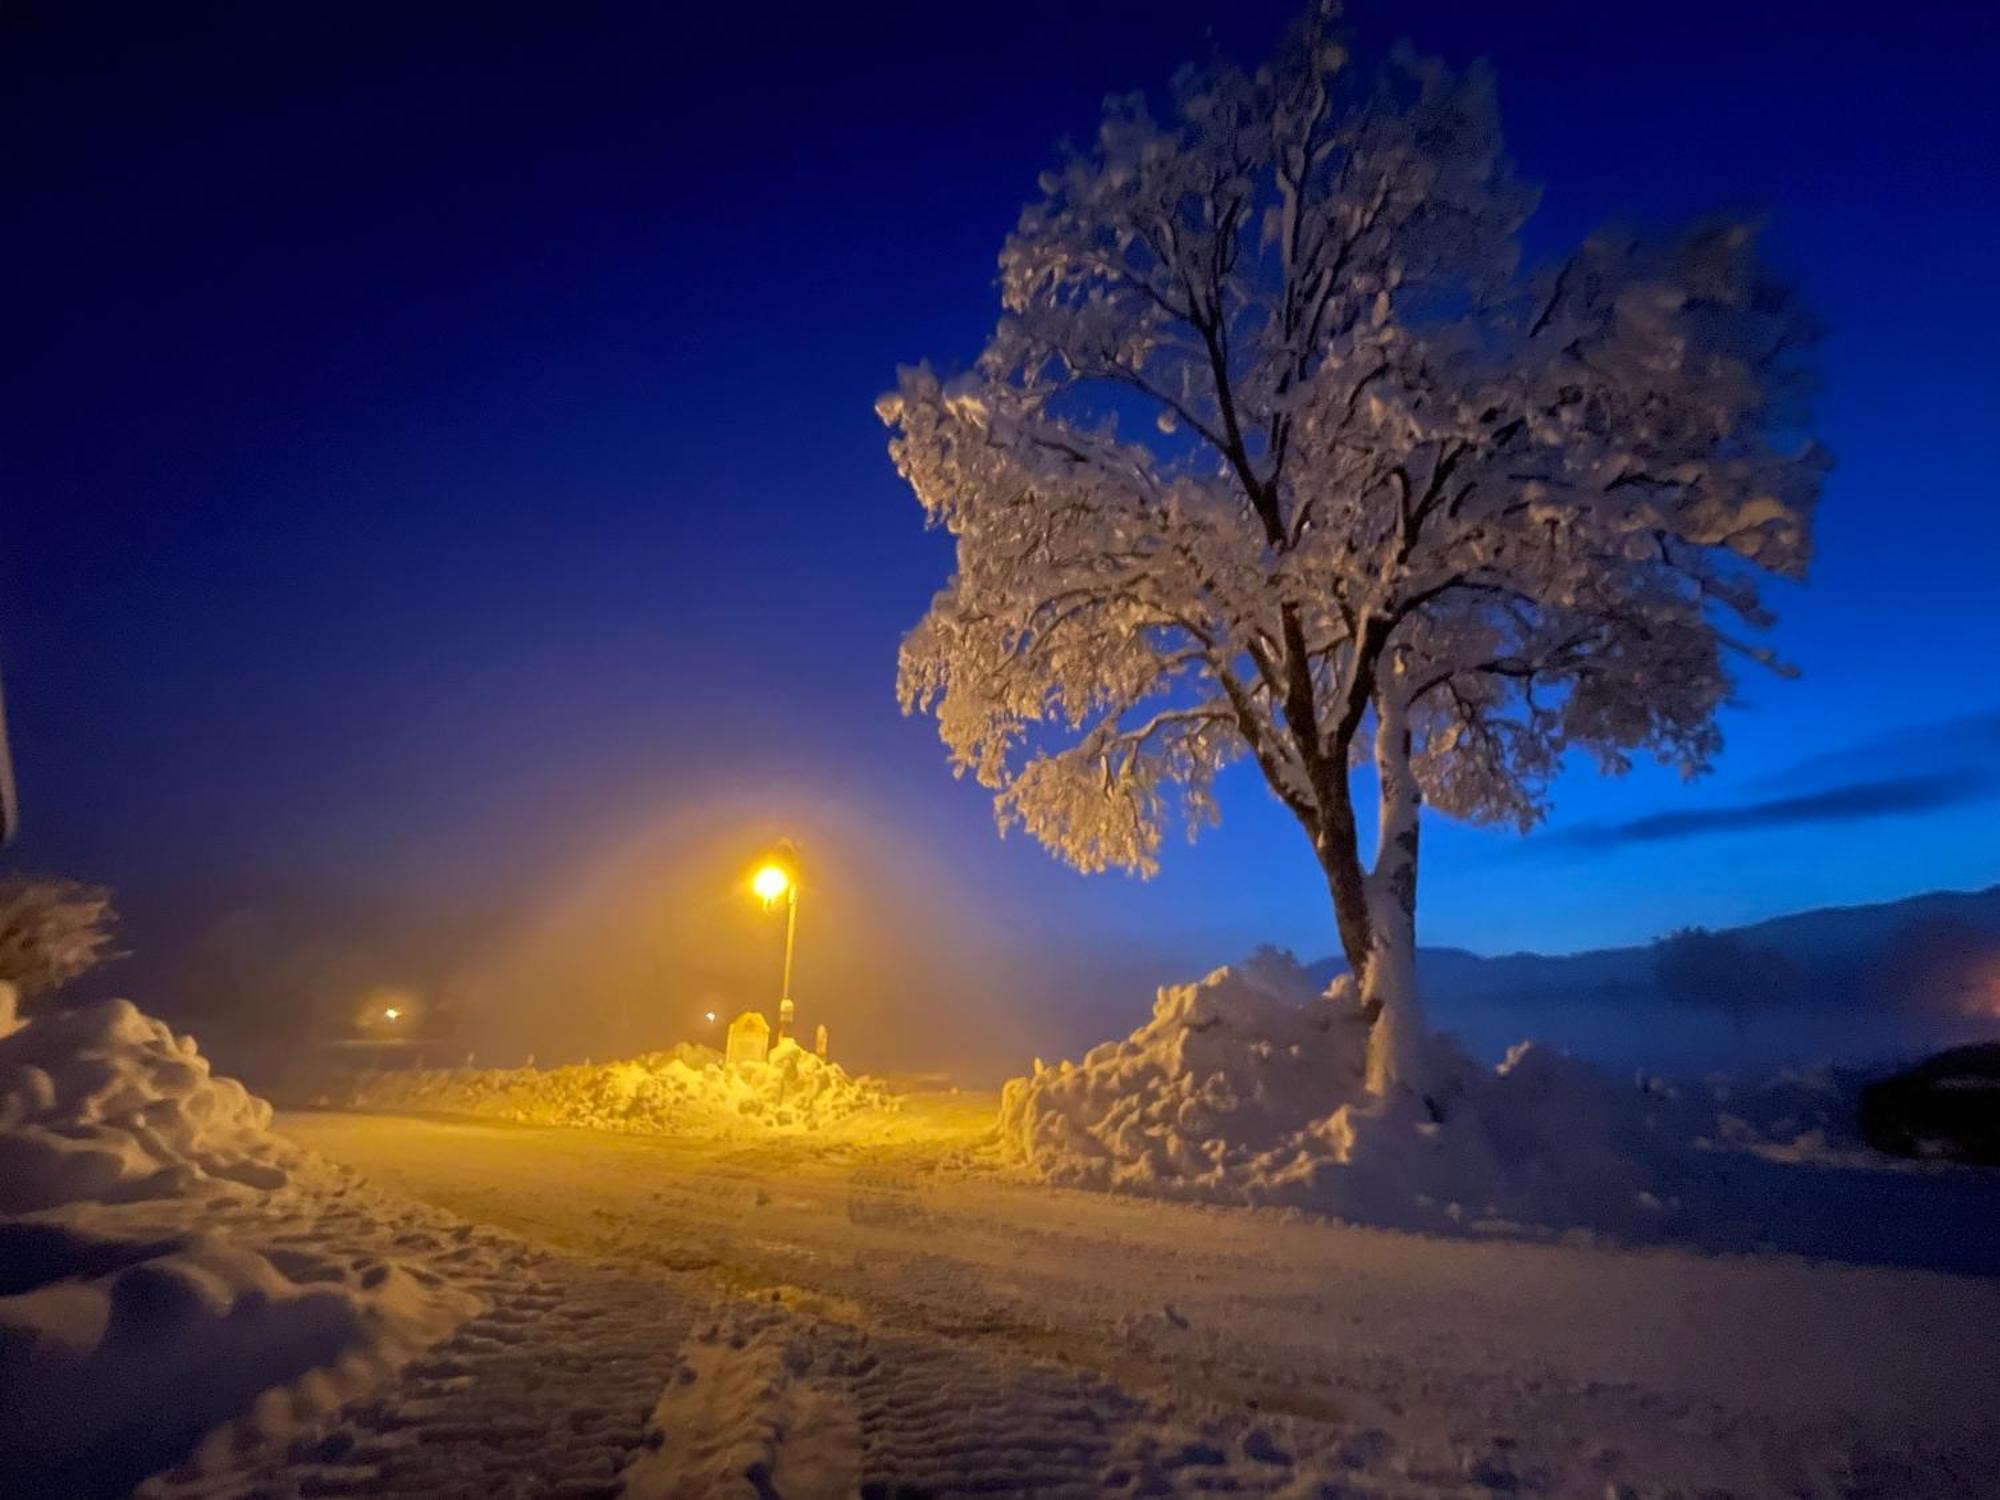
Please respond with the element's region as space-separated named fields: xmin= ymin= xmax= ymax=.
xmin=4 ymin=2 xmax=1997 ymax=1056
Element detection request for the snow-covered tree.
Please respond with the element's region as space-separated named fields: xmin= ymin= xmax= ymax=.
xmin=0 ymin=874 xmax=115 ymax=1010
xmin=881 ymin=5 xmax=1823 ymax=1094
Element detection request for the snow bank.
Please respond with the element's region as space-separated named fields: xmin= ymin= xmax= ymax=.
xmin=339 ymin=1036 xmax=900 ymax=1137
xmin=998 ymin=956 xmax=1701 ymax=1238
xmin=0 ymin=990 xmax=294 ymax=1213
xmin=0 ymin=984 xmax=477 ymax=1497
xmin=0 ymin=1217 xmax=471 ymax=1499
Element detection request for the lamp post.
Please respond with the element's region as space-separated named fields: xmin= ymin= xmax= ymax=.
xmin=751 ymin=846 xmax=798 ymax=1032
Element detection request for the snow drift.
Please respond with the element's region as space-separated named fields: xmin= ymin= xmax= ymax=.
xmin=336 ymin=1035 xmax=899 ymax=1137
xmin=997 ymin=954 xmax=1711 ymax=1238
xmin=0 ymin=984 xmax=476 ymax=1498
xmin=0 ymin=991 xmax=294 ymax=1213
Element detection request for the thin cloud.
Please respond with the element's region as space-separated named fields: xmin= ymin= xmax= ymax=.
xmin=1531 ymin=769 xmax=1997 ymax=856
xmin=1747 ymin=708 xmax=2000 ymax=792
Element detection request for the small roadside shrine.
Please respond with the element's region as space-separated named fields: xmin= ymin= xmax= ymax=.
xmin=725 ymin=1010 xmax=769 ymax=1066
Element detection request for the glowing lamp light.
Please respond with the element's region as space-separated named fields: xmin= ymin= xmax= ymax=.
xmin=751 ymin=863 xmax=791 ymax=906
xmin=356 ymin=986 xmax=417 ymax=1035
xmin=747 ymin=841 xmax=801 ymax=1012
xmin=704 ymin=1010 xmax=717 ymax=1023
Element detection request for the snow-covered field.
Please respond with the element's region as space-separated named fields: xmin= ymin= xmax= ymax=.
xmin=6 ymin=976 xmax=1999 ymax=1497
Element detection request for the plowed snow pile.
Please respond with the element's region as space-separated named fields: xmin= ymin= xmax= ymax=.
xmin=998 ymin=953 xmax=1707 ymax=1238
xmin=0 ymin=985 xmax=477 ymax=1499
xmin=0 ymin=994 xmax=294 ymax=1213
xmin=339 ymin=1036 xmax=900 ymax=1137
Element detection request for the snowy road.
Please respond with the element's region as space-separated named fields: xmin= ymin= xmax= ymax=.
xmin=260 ymin=1106 xmax=2000 ymax=1498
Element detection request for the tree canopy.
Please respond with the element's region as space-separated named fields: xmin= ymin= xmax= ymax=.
xmin=882 ymin=5 xmax=1824 ymax=1005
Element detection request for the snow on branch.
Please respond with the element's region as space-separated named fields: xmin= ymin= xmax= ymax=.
xmin=882 ymin=5 xmax=1824 ymax=885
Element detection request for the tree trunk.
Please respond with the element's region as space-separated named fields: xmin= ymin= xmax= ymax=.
xmin=1312 ymin=781 xmax=1374 ymax=980
xmin=1361 ymin=692 xmax=1425 ymax=1098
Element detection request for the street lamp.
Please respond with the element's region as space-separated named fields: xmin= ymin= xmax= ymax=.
xmin=357 ymin=986 xmax=417 ymax=1036
xmin=750 ymin=845 xmax=799 ymax=1029
xmin=751 ymin=863 xmax=789 ymax=906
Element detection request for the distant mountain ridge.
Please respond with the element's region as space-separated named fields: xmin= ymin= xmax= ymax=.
xmin=1302 ymin=884 xmax=2000 ymax=1072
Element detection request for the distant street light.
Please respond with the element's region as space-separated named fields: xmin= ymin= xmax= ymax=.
xmin=750 ymin=844 xmax=800 ymax=1022
xmin=357 ymin=987 xmax=418 ymax=1036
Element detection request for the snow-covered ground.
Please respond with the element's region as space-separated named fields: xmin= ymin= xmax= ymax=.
xmin=0 ymin=987 xmax=482 ymax=1498
xmin=275 ymin=1103 xmax=2000 ymax=1498
xmin=7 ymin=977 xmax=1999 ymax=1497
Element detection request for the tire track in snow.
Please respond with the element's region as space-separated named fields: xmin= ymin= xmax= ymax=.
xmin=150 ymin=1216 xmax=1350 ymax=1498
xmin=159 ymin=1242 xmax=695 ymax=1500
xmin=273 ymin=1113 xmax=2000 ymax=1498
xmin=622 ymin=1292 xmax=1393 ymax=1500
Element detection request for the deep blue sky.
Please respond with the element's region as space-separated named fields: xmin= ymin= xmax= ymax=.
xmin=5 ymin=1 xmax=1997 ymax=1044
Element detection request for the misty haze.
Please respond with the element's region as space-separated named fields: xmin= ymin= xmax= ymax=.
xmin=3 ymin=4 xmax=1997 ymax=1498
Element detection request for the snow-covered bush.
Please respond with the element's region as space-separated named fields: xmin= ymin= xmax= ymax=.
xmin=0 ymin=873 xmax=114 ymax=1009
